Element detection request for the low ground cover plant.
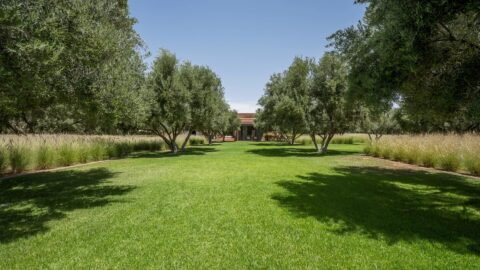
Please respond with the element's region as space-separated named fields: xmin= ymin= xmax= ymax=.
xmin=364 ymin=134 xmax=480 ymax=175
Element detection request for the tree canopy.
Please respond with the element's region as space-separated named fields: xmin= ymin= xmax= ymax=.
xmin=329 ymin=0 xmax=480 ymax=132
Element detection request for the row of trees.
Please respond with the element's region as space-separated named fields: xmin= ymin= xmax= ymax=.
xmin=257 ymin=53 xmax=366 ymax=153
xmin=257 ymin=0 xmax=479 ymax=152
xmin=0 ymin=1 xmax=240 ymax=153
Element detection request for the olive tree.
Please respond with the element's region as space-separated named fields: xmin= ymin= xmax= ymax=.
xmin=309 ymin=52 xmax=357 ymax=153
xmin=147 ymin=50 xmax=191 ymax=153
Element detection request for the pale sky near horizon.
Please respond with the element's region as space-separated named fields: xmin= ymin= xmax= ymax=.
xmin=129 ymin=1 xmax=366 ymax=112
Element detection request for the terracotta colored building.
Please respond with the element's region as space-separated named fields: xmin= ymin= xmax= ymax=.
xmin=235 ymin=113 xmax=263 ymax=141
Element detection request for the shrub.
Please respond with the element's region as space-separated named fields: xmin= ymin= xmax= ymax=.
xmin=363 ymin=144 xmax=372 ymax=155
xmin=438 ymin=153 xmax=461 ymax=172
xmin=76 ymin=146 xmax=90 ymax=163
xmin=392 ymin=147 xmax=406 ymax=162
xmin=465 ymin=156 xmax=480 ymax=176
xmin=380 ymin=147 xmax=392 ymax=159
xmin=106 ymin=142 xmax=119 ymax=158
xmin=189 ymin=136 xmax=207 ymax=146
xmin=295 ymin=136 xmax=312 ymax=145
xmin=403 ymin=147 xmax=420 ymax=165
xmin=332 ymin=137 xmax=354 ymax=144
xmin=420 ymin=151 xmax=437 ymax=168
xmin=57 ymin=144 xmax=76 ymax=166
xmin=371 ymin=145 xmax=382 ymax=157
xmin=36 ymin=145 xmax=55 ymax=169
xmin=90 ymin=143 xmax=107 ymax=161
xmin=9 ymin=146 xmax=30 ymax=173
xmin=0 ymin=147 xmax=8 ymax=173
xmin=115 ymin=142 xmax=133 ymax=157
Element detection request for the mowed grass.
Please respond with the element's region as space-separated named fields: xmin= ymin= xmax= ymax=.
xmin=1 ymin=142 xmax=480 ymax=269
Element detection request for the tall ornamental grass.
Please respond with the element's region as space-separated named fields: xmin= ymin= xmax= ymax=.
xmin=188 ymin=135 xmax=208 ymax=146
xmin=364 ymin=134 xmax=480 ymax=176
xmin=296 ymin=134 xmax=368 ymax=145
xmin=0 ymin=134 xmax=169 ymax=175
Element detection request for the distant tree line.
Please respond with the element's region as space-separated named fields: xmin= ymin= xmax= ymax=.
xmin=257 ymin=0 xmax=479 ymax=152
xmin=0 ymin=1 xmax=239 ymax=153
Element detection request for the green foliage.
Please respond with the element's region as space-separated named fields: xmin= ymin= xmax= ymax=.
xmin=330 ymin=0 xmax=480 ymax=132
xmin=331 ymin=137 xmax=354 ymax=144
xmin=114 ymin=142 xmax=134 ymax=158
xmin=0 ymin=0 xmax=149 ymax=134
xmin=438 ymin=153 xmax=461 ymax=172
xmin=465 ymin=156 xmax=480 ymax=176
xmin=8 ymin=145 xmax=30 ymax=173
xmin=257 ymin=58 xmax=310 ymax=145
xmin=36 ymin=145 xmax=55 ymax=169
xmin=189 ymin=136 xmax=207 ymax=146
xmin=57 ymin=144 xmax=76 ymax=166
xmin=90 ymin=143 xmax=107 ymax=161
xmin=420 ymin=152 xmax=438 ymax=168
xmin=0 ymin=147 xmax=8 ymax=173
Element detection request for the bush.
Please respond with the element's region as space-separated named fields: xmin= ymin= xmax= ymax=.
xmin=36 ymin=145 xmax=55 ymax=169
xmin=380 ymin=147 xmax=392 ymax=159
xmin=0 ymin=147 xmax=8 ymax=173
xmin=57 ymin=144 xmax=76 ymax=166
xmin=106 ymin=142 xmax=119 ymax=158
xmin=363 ymin=144 xmax=372 ymax=155
xmin=77 ymin=146 xmax=90 ymax=163
xmin=420 ymin=152 xmax=437 ymax=168
xmin=438 ymin=153 xmax=461 ymax=172
xmin=295 ymin=136 xmax=312 ymax=145
xmin=9 ymin=146 xmax=30 ymax=173
xmin=465 ymin=156 xmax=480 ymax=176
xmin=331 ymin=137 xmax=354 ymax=144
xmin=90 ymin=143 xmax=107 ymax=161
xmin=189 ymin=136 xmax=207 ymax=146
xmin=115 ymin=142 xmax=133 ymax=157
xmin=392 ymin=147 xmax=406 ymax=162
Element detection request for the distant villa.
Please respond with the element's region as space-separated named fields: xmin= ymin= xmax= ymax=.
xmin=235 ymin=113 xmax=262 ymax=141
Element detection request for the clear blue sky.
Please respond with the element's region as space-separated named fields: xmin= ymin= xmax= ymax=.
xmin=129 ymin=0 xmax=366 ymax=112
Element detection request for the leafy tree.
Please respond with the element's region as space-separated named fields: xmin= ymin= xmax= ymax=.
xmin=359 ymin=108 xmax=399 ymax=142
xmin=147 ymin=50 xmax=191 ymax=153
xmin=220 ymin=110 xmax=241 ymax=141
xmin=309 ymin=52 xmax=357 ymax=153
xmin=176 ymin=65 xmax=228 ymax=150
xmin=0 ymin=0 xmax=148 ymax=134
xmin=257 ymin=57 xmax=311 ymax=144
xmin=329 ymin=0 xmax=480 ymax=132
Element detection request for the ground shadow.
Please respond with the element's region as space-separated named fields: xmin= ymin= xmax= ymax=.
xmin=247 ymin=147 xmax=358 ymax=157
xmin=250 ymin=142 xmax=292 ymax=147
xmin=272 ymin=166 xmax=480 ymax=255
xmin=131 ymin=146 xmax=218 ymax=159
xmin=0 ymin=168 xmax=134 ymax=243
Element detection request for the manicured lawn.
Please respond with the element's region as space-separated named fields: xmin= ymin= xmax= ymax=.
xmin=1 ymin=142 xmax=479 ymax=269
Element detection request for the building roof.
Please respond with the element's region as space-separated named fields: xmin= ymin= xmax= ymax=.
xmin=238 ymin=113 xmax=255 ymax=125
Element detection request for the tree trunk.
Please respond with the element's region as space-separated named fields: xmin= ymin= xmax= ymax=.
xmin=171 ymin=141 xmax=178 ymax=154
xmin=208 ymin=134 xmax=213 ymax=145
xmin=320 ymin=134 xmax=334 ymax=154
xmin=310 ymin=133 xmax=319 ymax=152
xmin=180 ymin=130 xmax=192 ymax=152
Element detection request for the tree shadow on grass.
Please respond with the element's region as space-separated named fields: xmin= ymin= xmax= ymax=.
xmin=131 ymin=146 xmax=218 ymax=159
xmin=272 ymin=166 xmax=480 ymax=255
xmin=247 ymin=147 xmax=358 ymax=157
xmin=0 ymin=168 xmax=134 ymax=243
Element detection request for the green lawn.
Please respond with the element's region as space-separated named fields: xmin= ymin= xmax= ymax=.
xmin=1 ymin=142 xmax=480 ymax=269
